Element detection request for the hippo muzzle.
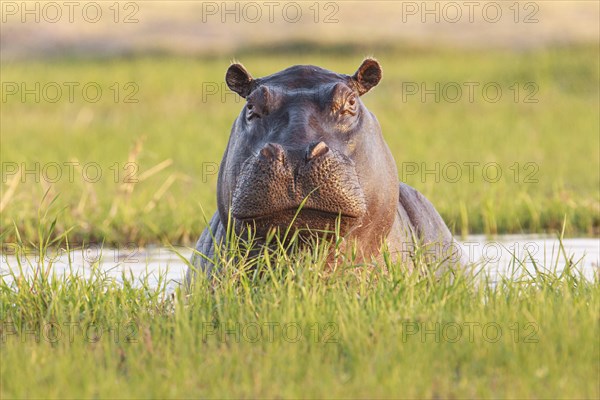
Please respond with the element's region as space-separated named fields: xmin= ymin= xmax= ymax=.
xmin=231 ymin=141 xmax=367 ymax=238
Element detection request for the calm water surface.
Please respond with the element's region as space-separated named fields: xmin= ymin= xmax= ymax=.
xmin=2 ymin=235 xmax=598 ymax=293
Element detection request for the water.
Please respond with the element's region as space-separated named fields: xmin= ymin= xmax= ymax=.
xmin=1 ymin=235 xmax=598 ymax=291
xmin=0 ymin=245 xmax=191 ymax=294
xmin=458 ymin=235 xmax=599 ymax=281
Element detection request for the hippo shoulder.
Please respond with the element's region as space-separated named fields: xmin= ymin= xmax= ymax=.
xmin=398 ymin=182 xmax=453 ymax=246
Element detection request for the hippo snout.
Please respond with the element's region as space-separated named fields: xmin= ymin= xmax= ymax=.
xmin=259 ymin=141 xmax=330 ymax=164
xmin=259 ymin=143 xmax=285 ymax=163
xmin=231 ymin=141 xmax=366 ymax=236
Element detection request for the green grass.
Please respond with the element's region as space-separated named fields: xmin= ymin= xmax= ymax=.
xmin=1 ymin=216 xmax=598 ymax=398
xmin=1 ymin=45 xmax=598 ymax=246
xmin=1 ymin=45 xmax=598 ymax=399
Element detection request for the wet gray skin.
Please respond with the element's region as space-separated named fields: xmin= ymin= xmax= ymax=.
xmin=188 ymin=59 xmax=459 ymax=282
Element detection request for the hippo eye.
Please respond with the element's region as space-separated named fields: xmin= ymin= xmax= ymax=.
xmin=246 ymin=103 xmax=260 ymax=120
xmin=340 ymin=94 xmax=358 ymax=116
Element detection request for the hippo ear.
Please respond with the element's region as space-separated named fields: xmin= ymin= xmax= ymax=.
xmin=226 ymin=63 xmax=254 ymax=98
xmin=352 ymin=58 xmax=382 ymax=96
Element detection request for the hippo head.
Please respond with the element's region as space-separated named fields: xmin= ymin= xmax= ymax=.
xmin=217 ymin=59 xmax=399 ymax=253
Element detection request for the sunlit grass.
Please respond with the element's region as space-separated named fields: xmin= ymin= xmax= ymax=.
xmin=1 ymin=214 xmax=598 ymax=398
xmin=1 ymin=45 xmax=598 ymax=397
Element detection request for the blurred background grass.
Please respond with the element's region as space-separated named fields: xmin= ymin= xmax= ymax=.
xmin=1 ymin=1 xmax=598 ymax=245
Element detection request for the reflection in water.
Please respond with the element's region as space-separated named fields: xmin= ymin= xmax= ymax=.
xmin=1 ymin=236 xmax=598 ymax=292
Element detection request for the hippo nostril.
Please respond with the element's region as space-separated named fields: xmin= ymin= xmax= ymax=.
xmin=260 ymin=143 xmax=285 ymax=163
xmin=306 ymin=141 xmax=330 ymax=161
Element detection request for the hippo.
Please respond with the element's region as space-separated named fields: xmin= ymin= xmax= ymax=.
xmin=188 ymin=59 xmax=459 ymax=282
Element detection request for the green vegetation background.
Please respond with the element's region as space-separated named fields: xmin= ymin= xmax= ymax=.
xmin=2 ymin=46 xmax=598 ymax=245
